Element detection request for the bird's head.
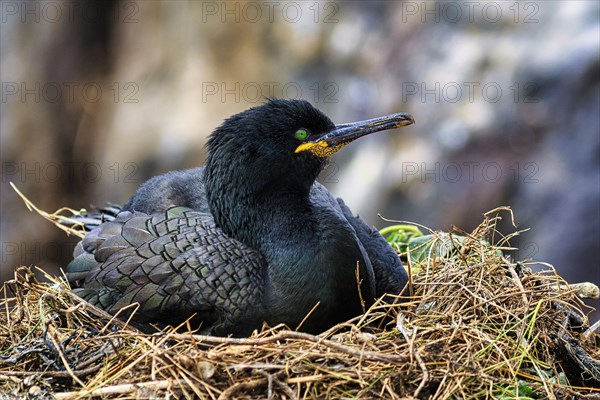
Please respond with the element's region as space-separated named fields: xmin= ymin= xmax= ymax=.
xmin=205 ymin=99 xmax=414 ymax=199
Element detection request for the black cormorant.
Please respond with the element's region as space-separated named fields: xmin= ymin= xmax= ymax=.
xmin=67 ymin=99 xmax=414 ymax=336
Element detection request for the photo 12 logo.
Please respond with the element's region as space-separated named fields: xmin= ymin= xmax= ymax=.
xmin=1 ymin=82 xmax=139 ymax=104
xmin=201 ymin=81 xmax=339 ymax=103
xmin=1 ymin=241 xmax=75 ymax=265
xmin=2 ymin=162 xmax=140 ymax=184
xmin=401 ymin=82 xmax=539 ymax=104
xmin=1 ymin=1 xmax=139 ymax=23
xmin=401 ymin=162 xmax=540 ymax=184
xmin=199 ymin=2 xmax=339 ymax=23
xmin=399 ymin=1 xmax=540 ymax=24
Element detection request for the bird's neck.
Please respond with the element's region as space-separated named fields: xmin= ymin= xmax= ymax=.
xmin=209 ymin=185 xmax=313 ymax=249
xmin=205 ymin=175 xmax=343 ymax=275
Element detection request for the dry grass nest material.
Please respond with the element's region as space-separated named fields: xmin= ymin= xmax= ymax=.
xmin=1 ymin=206 xmax=599 ymax=399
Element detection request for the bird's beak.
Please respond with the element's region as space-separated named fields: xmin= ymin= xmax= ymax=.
xmin=295 ymin=112 xmax=415 ymax=157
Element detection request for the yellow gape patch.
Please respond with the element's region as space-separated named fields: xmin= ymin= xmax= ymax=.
xmin=295 ymin=141 xmax=345 ymax=157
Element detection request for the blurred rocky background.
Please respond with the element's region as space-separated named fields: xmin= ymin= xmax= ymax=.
xmin=1 ymin=1 xmax=598 ymax=319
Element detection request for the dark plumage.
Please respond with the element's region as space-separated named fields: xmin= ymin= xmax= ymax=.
xmin=67 ymin=99 xmax=414 ymax=336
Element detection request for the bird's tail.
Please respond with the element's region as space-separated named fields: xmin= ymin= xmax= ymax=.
xmin=59 ymin=204 xmax=122 ymax=232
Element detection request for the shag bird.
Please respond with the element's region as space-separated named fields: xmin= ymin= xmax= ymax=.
xmin=67 ymin=99 xmax=414 ymax=336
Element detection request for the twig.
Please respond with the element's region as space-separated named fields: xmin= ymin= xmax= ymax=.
xmin=0 ymin=363 xmax=102 ymax=378
xmin=167 ymin=331 xmax=410 ymax=364
xmin=217 ymin=377 xmax=267 ymax=400
xmin=254 ymin=369 xmax=297 ymax=400
xmin=10 ymin=181 xmax=87 ymax=238
xmin=45 ymin=325 xmax=86 ymax=387
xmin=294 ymin=301 xmax=320 ymax=332
xmin=584 ymin=319 xmax=600 ymax=341
xmin=53 ymin=379 xmax=175 ymax=399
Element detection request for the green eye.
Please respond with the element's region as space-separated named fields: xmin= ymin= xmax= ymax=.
xmin=295 ymin=129 xmax=309 ymax=141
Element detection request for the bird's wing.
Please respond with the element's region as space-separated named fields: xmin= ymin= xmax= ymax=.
xmin=309 ymin=182 xmax=378 ymax=298
xmin=334 ymin=197 xmax=408 ymax=299
xmin=122 ymin=167 xmax=210 ymax=214
xmin=67 ymin=207 xmax=267 ymax=336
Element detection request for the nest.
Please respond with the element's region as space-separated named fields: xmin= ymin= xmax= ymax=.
xmin=1 ymin=207 xmax=599 ymax=399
